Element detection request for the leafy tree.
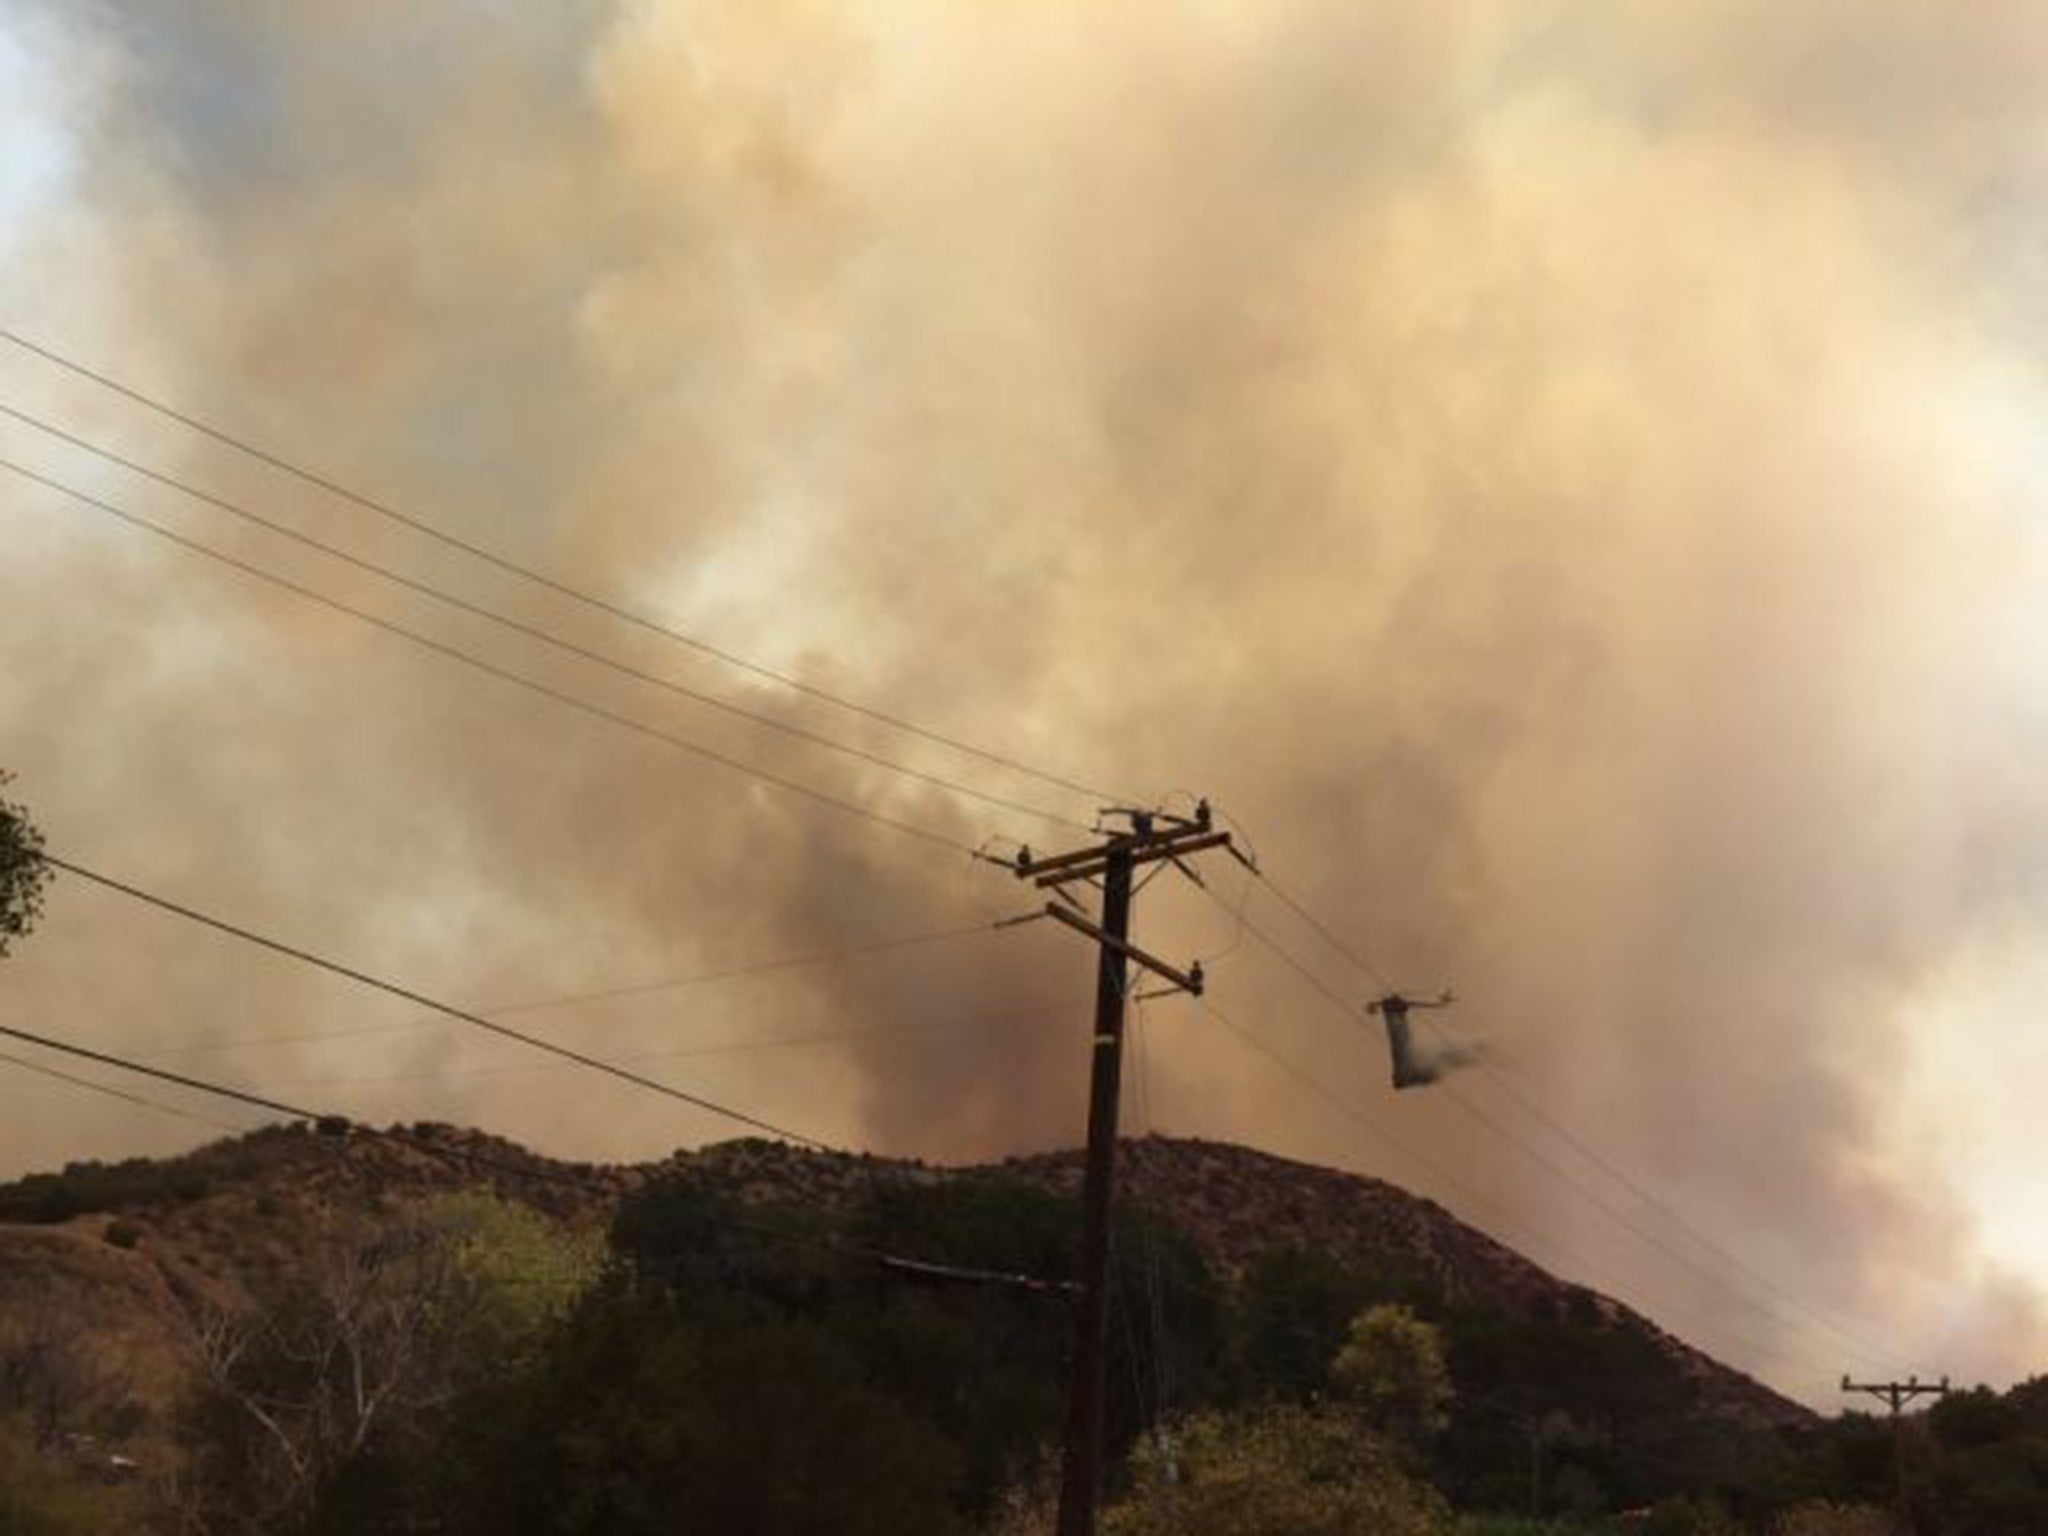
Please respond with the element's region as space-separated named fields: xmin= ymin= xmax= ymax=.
xmin=1929 ymin=1435 xmax=2048 ymax=1536
xmin=600 ymin=1168 xmax=1221 ymax=1523
xmin=1929 ymin=1386 xmax=2020 ymax=1451
xmin=440 ymin=1280 xmax=964 ymax=1536
xmin=0 ymin=769 xmax=48 ymax=958
xmin=1230 ymin=1246 xmax=1375 ymax=1402
xmin=427 ymin=1190 xmax=601 ymax=1353
xmin=174 ymin=1195 xmax=595 ymax=1533
xmin=1104 ymin=1403 xmax=1451 ymax=1536
xmin=1330 ymin=1302 xmax=1453 ymax=1446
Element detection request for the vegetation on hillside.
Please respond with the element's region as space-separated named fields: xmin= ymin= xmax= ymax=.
xmin=5 ymin=1146 xmax=2039 ymax=1533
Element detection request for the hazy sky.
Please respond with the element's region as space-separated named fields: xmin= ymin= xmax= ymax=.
xmin=3 ymin=1 xmax=2047 ymax=1409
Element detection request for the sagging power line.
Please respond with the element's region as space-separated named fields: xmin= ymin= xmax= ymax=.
xmin=144 ymin=911 xmax=1037 ymax=1059
xmin=264 ymin=997 xmax=1080 ymax=1092
xmin=0 ymin=400 xmax=1086 ymax=833
xmin=0 ymin=328 xmax=1907 ymax=1403
xmin=1181 ymin=992 xmax=1845 ymax=1383
xmin=0 ymin=1047 xmax=249 ymax=1134
xmin=1222 ymin=850 xmax=1901 ymax=1369
xmin=42 ymin=853 xmax=841 ymax=1149
xmin=0 ymin=324 xmax=1123 ymax=808
xmin=0 ymin=458 xmax=985 ymax=857
xmin=0 ymin=1020 xmax=1074 ymax=1298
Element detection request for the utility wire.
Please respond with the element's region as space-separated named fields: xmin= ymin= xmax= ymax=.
xmin=42 ymin=853 xmax=838 ymax=1150
xmin=0 ymin=458 xmax=979 ymax=857
xmin=0 ymin=402 xmax=1085 ymax=833
xmin=13 ymin=859 xmax=1856 ymax=1367
xmin=147 ymin=914 xmax=1033 ymax=1059
xmin=1184 ymin=994 xmax=1863 ymax=1381
xmin=0 ymin=1047 xmax=248 ymax=1134
xmin=268 ymin=998 xmax=1077 ymax=1091
xmin=1236 ymin=858 xmax=1899 ymax=1365
xmin=0 ymin=1021 xmax=1070 ymax=1295
xmin=1221 ymin=894 xmax=1896 ymax=1373
xmin=0 ymin=325 xmax=1119 ymax=807
xmin=0 ymin=325 xmax=1889 ymax=1368
xmin=1250 ymin=866 xmax=1397 ymax=992
xmin=1454 ymin=1047 xmax=1897 ymax=1365
xmin=0 ymin=1020 xmax=331 ymax=1125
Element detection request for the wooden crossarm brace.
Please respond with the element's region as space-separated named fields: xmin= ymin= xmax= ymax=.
xmin=1042 ymin=902 xmax=1205 ymax=994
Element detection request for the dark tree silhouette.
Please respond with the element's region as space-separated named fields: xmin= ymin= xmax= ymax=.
xmin=0 ymin=770 xmax=48 ymax=958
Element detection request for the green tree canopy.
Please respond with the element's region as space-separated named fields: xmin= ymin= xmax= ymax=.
xmin=1331 ymin=1302 xmax=1454 ymax=1446
xmin=1105 ymin=1403 xmax=1451 ymax=1536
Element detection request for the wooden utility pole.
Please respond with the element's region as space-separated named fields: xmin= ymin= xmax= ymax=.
xmin=1841 ymin=1374 xmax=1948 ymax=1534
xmin=1012 ymin=805 xmax=1234 ymax=1536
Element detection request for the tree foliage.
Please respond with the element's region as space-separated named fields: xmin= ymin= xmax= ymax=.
xmin=126 ymin=1151 xmax=2048 ymax=1535
xmin=1331 ymin=1302 xmax=1453 ymax=1445
xmin=0 ymin=769 xmax=49 ymax=958
xmin=1104 ymin=1403 xmax=1451 ymax=1536
xmin=172 ymin=1195 xmax=595 ymax=1533
xmin=444 ymin=1280 xmax=965 ymax=1536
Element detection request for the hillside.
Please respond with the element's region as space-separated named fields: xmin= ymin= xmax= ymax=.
xmin=651 ymin=1133 xmax=1810 ymax=1431
xmin=0 ymin=1124 xmax=1809 ymax=1466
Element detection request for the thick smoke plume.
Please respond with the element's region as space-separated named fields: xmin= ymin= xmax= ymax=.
xmin=2 ymin=1 xmax=2047 ymax=1403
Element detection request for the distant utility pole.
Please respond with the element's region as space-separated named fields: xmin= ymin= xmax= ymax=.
xmin=1012 ymin=803 xmax=1237 ymax=1536
xmin=1841 ymin=1374 xmax=1949 ymax=1534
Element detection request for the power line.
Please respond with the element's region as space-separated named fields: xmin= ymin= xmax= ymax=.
xmin=1234 ymin=858 xmax=1898 ymax=1365
xmin=0 ymin=1021 xmax=745 ymax=1232
xmin=0 ymin=401 xmax=1085 ymax=834
xmin=1199 ymin=819 xmax=1897 ymax=1361
xmin=1221 ymin=881 xmax=1896 ymax=1373
xmin=0 ymin=1019 xmax=1072 ymax=1292
xmin=1183 ymin=994 xmax=1856 ymax=1382
xmin=1250 ymin=866 xmax=1398 ymax=993
xmin=1456 ymin=1050 xmax=1897 ymax=1364
xmin=146 ymin=914 xmax=1030 ymax=1059
xmin=265 ymin=997 xmax=1077 ymax=1091
xmin=16 ymin=865 xmax=1854 ymax=1377
xmin=0 ymin=324 xmax=1120 ymax=807
xmin=0 ymin=1019 xmax=331 ymax=1125
xmin=0 ymin=1047 xmax=248 ymax=1133
xmin=0 ymin=323 xmax=1890 ymax=1375
xmin=42 ymin=853 xmax=840 ymax=1150
xmin=0 ymin=457 xmax=980 ymax=857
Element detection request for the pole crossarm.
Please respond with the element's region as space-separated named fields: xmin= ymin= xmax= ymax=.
xmin=1841 ymin=1374 xmax=1950 ymax=1531
xmin=1841 ymin=1376 xmax=1951 ymax=1414
xmin=1027 ymin=829 xmax=1234 ymax=889
xmin=1043 ymin=903 xmax=1205 ymax=997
